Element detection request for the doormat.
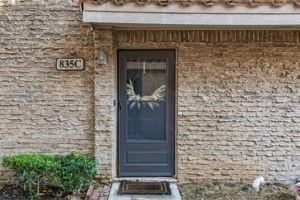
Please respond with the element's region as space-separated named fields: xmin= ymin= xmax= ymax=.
xmin=118 ymin=181 xmax=171 ymax=195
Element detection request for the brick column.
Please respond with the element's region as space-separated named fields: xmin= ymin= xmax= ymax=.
xmin=93 ymin=28 xmax=115 ymax=179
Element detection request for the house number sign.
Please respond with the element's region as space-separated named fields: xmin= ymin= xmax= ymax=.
xmin=56 ymin=58 xmax=84 ymax=71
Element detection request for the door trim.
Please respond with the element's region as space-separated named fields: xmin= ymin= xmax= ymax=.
xmin=117 ymin=49 xmax=176 ymax=177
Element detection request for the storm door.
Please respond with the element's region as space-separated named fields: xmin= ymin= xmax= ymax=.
xmin=118 ymin=50 xmax=175 ymax=177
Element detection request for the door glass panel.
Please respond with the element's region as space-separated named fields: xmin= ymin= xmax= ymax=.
xmin=126 ymin=60 xmax=167 ymax=141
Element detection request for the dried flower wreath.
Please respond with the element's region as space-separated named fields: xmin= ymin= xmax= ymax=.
xmin=127 ymin=79 xmax=166 ymax=110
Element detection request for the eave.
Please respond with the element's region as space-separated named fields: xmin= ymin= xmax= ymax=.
xmin=81 ymin=0 xmax=300 ymax=29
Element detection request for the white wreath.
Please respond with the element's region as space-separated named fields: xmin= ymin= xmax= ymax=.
xmin=127 ymin=79 xmax=166 ymax=110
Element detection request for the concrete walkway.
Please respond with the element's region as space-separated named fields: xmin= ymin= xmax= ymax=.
xmin=108 ymin=182 xmax=182 ymax=200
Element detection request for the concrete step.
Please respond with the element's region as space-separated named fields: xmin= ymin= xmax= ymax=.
xmin=108 ymin=182 xmax=182 ymax=200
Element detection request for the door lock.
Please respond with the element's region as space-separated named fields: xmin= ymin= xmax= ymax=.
xmin=114 ymin=100 xmax=121 ymax=110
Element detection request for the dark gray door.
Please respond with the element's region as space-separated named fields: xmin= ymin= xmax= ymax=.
xmin=118 ymin=50 xmax=175 ymax=177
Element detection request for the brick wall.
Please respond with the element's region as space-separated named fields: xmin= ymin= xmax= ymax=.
xmin=0 ymin=0 xmax=299 ymax=183
xmin=116 ymin=30 xmax=300 ymax=183
xmin=0 ymin=0 xmax=96 ymax=180
xmin=93 ymin=28 xmax=115 ymax=178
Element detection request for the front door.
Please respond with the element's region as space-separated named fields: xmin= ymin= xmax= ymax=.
xmin=118 ymin=50 xmax=175 ymax=177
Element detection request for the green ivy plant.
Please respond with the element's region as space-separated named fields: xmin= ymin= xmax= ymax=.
xmin=3 ymin=153 xmax=97 ymax=199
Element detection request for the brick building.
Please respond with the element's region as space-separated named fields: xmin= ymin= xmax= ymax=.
xmin=1 ymin=0 xmax=299 ymax=184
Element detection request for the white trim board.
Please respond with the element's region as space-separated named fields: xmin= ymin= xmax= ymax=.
xmin=83 ymin=2 xmax=300 ymax=13
xmin=83 ymin=12 xmax=300 ymax=27
xmin=82 ymin=2 xmax=300 ymax=28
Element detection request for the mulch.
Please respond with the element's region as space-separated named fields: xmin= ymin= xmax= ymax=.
xmin=179 ymin=182 xmax=296 ymax=200
xmin=1 ymin=182 xmax=296 ymax=200
xmin=0 ymin=185 xmax=68 ymax=200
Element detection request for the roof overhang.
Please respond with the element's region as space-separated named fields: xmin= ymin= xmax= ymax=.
xmin=82 ymin=0 xmax=300 ymax=29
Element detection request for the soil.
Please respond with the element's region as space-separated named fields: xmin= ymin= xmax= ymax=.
xmin=1 ymin=182 xmax=296 ymax=200
xmin=0 ymin=184 xmax=110 ymax=200
xmin=0 ymin=185 xmax=69 ymax=200
xmin=179 ymin=182 xmax=296 ymax=200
